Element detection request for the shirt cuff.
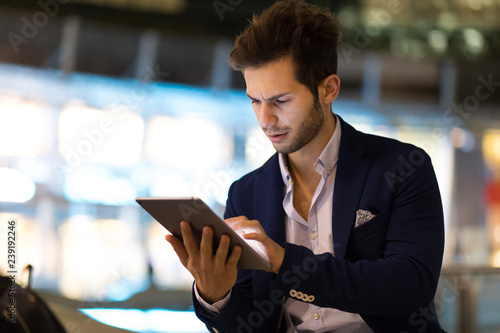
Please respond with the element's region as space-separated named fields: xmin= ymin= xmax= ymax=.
xmin=193 ymin=282 xmax=232 ymax=315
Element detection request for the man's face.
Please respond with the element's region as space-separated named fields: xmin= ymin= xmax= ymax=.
xmin=244 ymin=56 xmax=326 ymax=155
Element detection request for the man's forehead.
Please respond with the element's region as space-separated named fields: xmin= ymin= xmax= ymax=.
xmin=244 ymin=62 xmax=299 ymax=90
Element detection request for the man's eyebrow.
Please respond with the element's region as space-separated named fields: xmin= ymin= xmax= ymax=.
xmin=246 ymin=92 xmax=292 ymax=101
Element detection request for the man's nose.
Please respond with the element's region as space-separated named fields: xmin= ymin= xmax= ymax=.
xmin=258 ymin=102 xmax=278 ymax=128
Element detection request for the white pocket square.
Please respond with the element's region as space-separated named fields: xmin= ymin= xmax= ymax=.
xmin=355 ymin=209 xmax=376 ymax=228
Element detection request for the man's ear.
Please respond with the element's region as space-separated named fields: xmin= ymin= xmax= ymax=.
xmin=318 ymin=74 xmax=340 ymax=105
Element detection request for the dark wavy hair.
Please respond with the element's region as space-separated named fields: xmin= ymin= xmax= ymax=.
xmin=228 ymin=0 xmax=342 ymax=96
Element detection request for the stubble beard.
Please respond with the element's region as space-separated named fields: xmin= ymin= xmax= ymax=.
xmin=268 ymin=98 xmax=325 ymax=155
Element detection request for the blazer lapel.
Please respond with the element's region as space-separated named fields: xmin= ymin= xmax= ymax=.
xmin=254 ymin=154 xmax=286 ymax=246
xmin=332 ymin=117 xmax=371 ymax=259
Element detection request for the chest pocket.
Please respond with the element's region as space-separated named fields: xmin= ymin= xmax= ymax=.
xmin=346 ymin=208 xmax=389 ymax=261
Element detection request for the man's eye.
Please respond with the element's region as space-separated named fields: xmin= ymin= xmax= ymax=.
xmin=275 ymin=100 xmax=288 ymax=105
xmin=251 ymin=100 xmax=260 ymax=104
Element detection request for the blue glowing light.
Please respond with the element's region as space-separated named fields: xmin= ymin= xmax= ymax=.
xmin=80 ymin=308 xmax=208 ymax=333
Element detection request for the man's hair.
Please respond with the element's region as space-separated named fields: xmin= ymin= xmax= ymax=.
xmin=228 ymin=0 xmax=342 ymax=96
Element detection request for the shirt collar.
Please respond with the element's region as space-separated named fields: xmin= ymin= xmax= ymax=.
xmin=279 ymin=113 xmax=342 ymax=185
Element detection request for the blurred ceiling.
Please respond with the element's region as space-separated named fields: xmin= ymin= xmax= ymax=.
xmin=0 ymin=0 xmax=499 ymax=109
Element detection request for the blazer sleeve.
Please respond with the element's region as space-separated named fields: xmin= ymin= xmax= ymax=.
xmin=270 ymin=147 xmax=444 ymax=318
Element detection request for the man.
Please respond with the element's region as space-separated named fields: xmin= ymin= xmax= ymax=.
xmin=166 ymin=1 xmax=445 ymax=332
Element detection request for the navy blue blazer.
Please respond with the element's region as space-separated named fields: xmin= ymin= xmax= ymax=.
xmin=194 ymin=116 xmax=445 ymax=333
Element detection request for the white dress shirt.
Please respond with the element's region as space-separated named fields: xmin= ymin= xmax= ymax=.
xmin=278 ymin=115 xmax=372 ymax=332
xmin=195 ymin=115 xmax=372 ymax=332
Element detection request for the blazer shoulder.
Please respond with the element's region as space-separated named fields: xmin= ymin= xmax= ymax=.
xmin=354 ymin=127 xmax=431 ymax=163
xmin=353 ymin=129 xmax=439 ymax=196
xmin=339 ymin=116 xmax=428 ymax=161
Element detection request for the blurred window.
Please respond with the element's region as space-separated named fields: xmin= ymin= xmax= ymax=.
xmin=0 ymin=168 xmax=36 ymax=203
xmin=63 ymin=166 xmax=136 ymax=205
xmin=147 ymin=221 xmax=193 ymax=290
xmin=58 ymin=103 xmax=144 ymax=167
xmin=0 ymin=96 xmax=51 ymax=157
xmin=59 ymin=215 xmax=147 ymax=301
xmin=145 ymin=115 xmax=233 ymax=171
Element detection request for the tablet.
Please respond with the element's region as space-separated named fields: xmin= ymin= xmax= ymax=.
xmin=136 ymin=197 xmax=272 ymax=271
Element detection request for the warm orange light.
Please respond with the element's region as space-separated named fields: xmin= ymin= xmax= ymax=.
xmin=492 ymin=251 xmax=500 ymax=268
xmin=495 ymin=224 xmax=500 ymax=243
xmin=483 ymin=130 xmax=500 ymax=171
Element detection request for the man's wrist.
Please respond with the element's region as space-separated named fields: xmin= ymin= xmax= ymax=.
xmin=194 ymin=282 xmax=232 ymax=314
xmin=198 ymin=287 xmax=230 ymax=305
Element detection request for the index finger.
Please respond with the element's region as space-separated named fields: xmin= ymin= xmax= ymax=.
xmin=230 ymin=219 xmax=264 ymax=234
xmin=224 ymin=216 xmax=249 ymax=227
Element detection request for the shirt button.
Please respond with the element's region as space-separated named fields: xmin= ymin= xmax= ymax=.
xmin=310 ymin=231 xmax=317 ymax=239
xmin=313 ymin=313 xmax=320 ymax=320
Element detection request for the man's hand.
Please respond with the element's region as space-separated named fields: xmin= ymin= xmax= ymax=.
xmin=165 ymin=221 xmax=241 ymax=304
xmin=226 ymin=216 xmax=285 ymax=274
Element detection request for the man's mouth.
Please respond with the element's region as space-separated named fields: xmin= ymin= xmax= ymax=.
xmin=267 ymin=132 xmax=288 ymax=143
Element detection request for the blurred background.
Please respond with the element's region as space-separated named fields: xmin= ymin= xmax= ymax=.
xmin=0 ymin=0 xmax=499 ymax=332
